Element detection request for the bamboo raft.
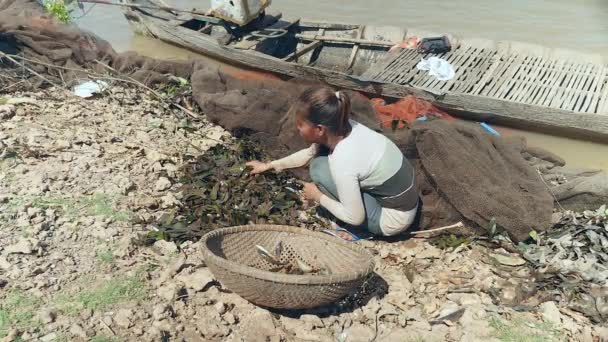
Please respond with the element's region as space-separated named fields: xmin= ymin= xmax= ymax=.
xmin=122 ymin=0 xmax=608 ymax=141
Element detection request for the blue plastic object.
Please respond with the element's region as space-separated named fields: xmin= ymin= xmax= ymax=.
xmin=480 ymin=122 xmax=500 ymax=136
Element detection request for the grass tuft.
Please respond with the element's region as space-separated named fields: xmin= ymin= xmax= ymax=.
xmin=489 ymin=315 xmax=562 ymax=342
xmin=57 ymin=275 xmax=147 ymax=316
xmin=0 ymin=290 xmax=41 ymax=338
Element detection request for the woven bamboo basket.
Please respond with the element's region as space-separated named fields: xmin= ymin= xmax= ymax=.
xmin=200 ymin=225 xmax=375 ymax=309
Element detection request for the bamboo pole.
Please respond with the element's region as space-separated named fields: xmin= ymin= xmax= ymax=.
xmin=295 ymin=34 xmax=395 ymax=47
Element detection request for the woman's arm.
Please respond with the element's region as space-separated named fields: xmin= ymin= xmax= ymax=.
xmin=270 ymin=144 xmax=319 ymax=172
xmin=318 ymin=171 xmax=366 ymax=226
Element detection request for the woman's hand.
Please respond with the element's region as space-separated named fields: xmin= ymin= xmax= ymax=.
xmin=301 ymin=182 xmax=323 ymax=202
xmin=246 ymin=160 xmax=273 ymax=175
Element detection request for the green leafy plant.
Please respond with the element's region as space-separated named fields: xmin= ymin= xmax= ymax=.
xmin=44 ymin=0 xmax=72 ymax=23
xmin=151 ymin=139 xmax=319 ymax=243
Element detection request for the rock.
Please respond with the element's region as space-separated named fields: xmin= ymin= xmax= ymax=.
xmin=157 ymin=282 xmax=179 ymax=301
xmin=551 ymin=212 xmax=563 ymax=224
xmin=27 ymin=207 xmax=42 ymax=218
xmin=37 ymin=308 xmax=56 ymax=324
xmin=595 ymin=327 xmax=608 ymax=340
xmin=146 ymin=150 xmax=170 ymax=163
xmin=153 ymin=240 xmax=178 ymax=256
xmin=0 ymin=257 xmax=11 ymax=270
xmin=115 ymin=309 xmax=133 ymax=329
xmin=491 ymin=253 xmax=527 ymax=266
xmin=223 ymin=312 xmax=237 ymax=325
xmin=155 ymin=177 xmax=172 ymax=191
xmin=102 ymin=315 xmax=113 ymax=327
xmin=40 ymin=332 xmax=57 ymax=342
xmin=5 ymin=238 xmax=34 ymax=255
xmin=580 ymin=326 xmax=593 ymax=342
xmin=113 ymin=236 xmax=135 ymax=258
xmin=499 ymin=286 xmax=519 ymax=304
xmin=152 ymin=319 xmax=175 ymax=333
xmin=70 ymin=324 xmax=88 ymax=339
xmin=539 ymin=301 xmax=562 ymax=324
xmin=176 ymin=268 xmax=215 ymax=292
xmin=153 ymin=304 xmax=172 ymax=321
xmin=446 ymin=293 xmax=482 ymax=306
xmin=280 ymin=317 xmax=328 ymax=341
xmin=300 ymin=314 xmax=324 ymax=329
xmin=196 ymin=319 xmax=230 ymax=339
xmin=161 ymin=193 xmax=180 ymax=208
xmin=408 ymin=320 xmax=432 ymax=332
xmin=79 ymin=308 xmax=93 ymax=321
xmin=343 ymin=323 xmax=375 ymax=342
xmin=214 ymin=301 xmax=226 ymax=315
xmin=0 ymin=104 xmax=15 ymax=120
xmin=132 ymin=326 xmax=144 ymax=336
xmin=0 ymin=328 xmax=17 ymax=342
xmin=156 ymin=253 xmax=186 ymax=285
xmin=233 ymin=308 xmax=283 ymax=342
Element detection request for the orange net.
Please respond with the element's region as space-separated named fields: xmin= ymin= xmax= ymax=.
xmin=371 ymin=95 xmax=454 ymax=129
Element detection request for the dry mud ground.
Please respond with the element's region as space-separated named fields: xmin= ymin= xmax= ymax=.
xmin=0 ymin=86 xmax=606 ymax=342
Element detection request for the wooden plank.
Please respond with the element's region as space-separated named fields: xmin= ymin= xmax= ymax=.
xmin=571 ymin=64 xmax=597 ymax=112
xmin=453 ymin=49 xmax=495 ymax=93
xmin=444 ymin=47 xmax=485 ymax=92
xmin=298 ymin=20 xmax=360 ymax=30
xmin=234 ymin=19 xmax=298 ymax=50
xmin=585 ymin=66 xmax=607 ymax=113
xmin=396 ymin=55 xmax=429 ymax=86
xmin=296 ymin=34 xmax=394 ymax=47
xmin=391 ymin=49 xmax=425 ymax=84
xmin=379 ymin=48 xmax=418 ymax=82
xmin=535 ymin=60 xmax=570 ymax=106
xmin=480 ymin=54 xmax=518 ymax=96
xmin=422 ymin=48 xmax=467 ymax=89
xmin=489 ymin=55 xmax=528 ymax=98
xmin=471 ymin=52 xmax=503 ymax=95
xmin=510 ymin=56 xmax=546 ymax=102
xmin=503 ymin=55 xmax=539 ymax=99
xmin=553 ymin=62 xmax=588 ymax=108
xmin=597 ymin=78 xmax=608 ymax=114
xmin=421 ymin=47 xmax=472 ymax=90
xmin=543 ymin=61 xmax=577 ymax=107
xmin=346 ymin=25 xmax=365 ymax=70
xmin=562 ymin=63 xmax=593 ymax=110
xmin=550 ymin=62 xmax=588 ymax=109
xmin=509 ymin=56 xmax=543 ymax=101
xmin=517 ymin=58 xmax=555 ymax=104
xmin=282 ymin=40 xmax=322 ymax=61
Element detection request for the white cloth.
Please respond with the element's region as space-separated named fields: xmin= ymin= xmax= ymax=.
xmin=270 ymin=121 xmax=416 ymax=235
xmin=416 ymin=57 xmax=455 ymax=81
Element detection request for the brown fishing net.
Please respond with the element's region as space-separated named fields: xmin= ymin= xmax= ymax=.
xmin=409 ymin=121 xmax=554 ymax=241
xmin=0 ymin=0 xmax=198 ymax=86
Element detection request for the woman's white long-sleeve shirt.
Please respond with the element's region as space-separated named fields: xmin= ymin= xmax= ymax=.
xmin=270 ymin=121 xmax=416 ymax=235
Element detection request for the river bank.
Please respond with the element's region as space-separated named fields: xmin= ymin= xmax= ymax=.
xmin=1 ymin=84 xmax=607 ymax=341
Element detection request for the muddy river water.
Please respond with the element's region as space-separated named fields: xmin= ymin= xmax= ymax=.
xmin=77 ymin=0 xmax=608 ymax=170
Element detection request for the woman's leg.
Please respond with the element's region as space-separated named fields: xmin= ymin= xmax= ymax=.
xmin=361 ymin=193 xmax=383 ymax=235
xmin=309 ymin=156 xmax=383 ymax=236
xmin=309 ymin=156 xmax=339 ymax=200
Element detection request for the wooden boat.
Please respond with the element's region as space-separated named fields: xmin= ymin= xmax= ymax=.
xmin=123 ymin=0 xmax=608 ymax=141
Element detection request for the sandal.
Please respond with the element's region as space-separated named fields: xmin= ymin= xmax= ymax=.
xmin=322 ymin=227 xmax=362 ymax=242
